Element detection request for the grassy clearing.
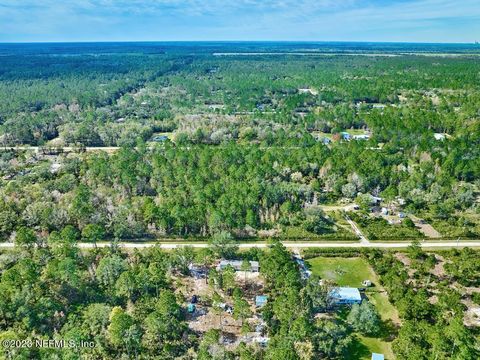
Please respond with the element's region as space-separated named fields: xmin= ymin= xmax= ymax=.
xmin=307 ymin=257 xmax=399 ymax=359
xmin=345 ymin=129 xmax=369 ymax=135
xmin=369 ymin=291 xmax=398 ymax=324
xmin=307 ymin=257 xmax=375 ymax=287
xmin=356 ymin=335 xmax=395 ymax=359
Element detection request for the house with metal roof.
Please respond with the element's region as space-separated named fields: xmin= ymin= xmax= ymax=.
xmin=371 ymin=353 xmax=384 ymax=360
xmin=255 ymin=295 xmax=268 ymax=308
xmin=329 ymin=287 xmax=362 ymax=305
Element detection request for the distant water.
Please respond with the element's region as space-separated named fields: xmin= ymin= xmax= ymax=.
xmin=0 ymin=41 xmax=479 ymax=56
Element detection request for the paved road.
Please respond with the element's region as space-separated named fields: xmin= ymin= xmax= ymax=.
xmin=1 ymin=240 xmax=479 ymax=249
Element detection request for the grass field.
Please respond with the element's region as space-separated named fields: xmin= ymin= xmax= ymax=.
xmin=354 ymin=335 xmax=395 ymax=360
xmin=306 ymin=257 xmax=375 ymax=287
xmin=307 ymin=257 xmax=399 ymax=359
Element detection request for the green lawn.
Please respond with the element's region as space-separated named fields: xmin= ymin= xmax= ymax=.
xmin=307 ymin=257 xmax=399 ymax=359
xmin=369 ymin=291 xmax=399 ymax=324
xmin=354 ymin=335 xmax=395 ymax=360
xmin=345 ymin=129 xmax=369 ymax=135
xmin=307 ymin=257 xmax=376 ymax=287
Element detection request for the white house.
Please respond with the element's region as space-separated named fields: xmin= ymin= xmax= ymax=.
xmin=329 ymin=287 xmax=362 ymax=305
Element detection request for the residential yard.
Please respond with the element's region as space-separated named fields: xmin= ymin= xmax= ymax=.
xmin=356 ymin=335 xmax=395 ymax=360
xmin=307 ymin=257 xmax=375 ymax=287
xmin=307 ymin=256 xmax=399 ymax=359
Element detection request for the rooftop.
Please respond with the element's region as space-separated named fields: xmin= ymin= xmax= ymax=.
xmin=329 ymin=287 xmax=362 ymax=302
xmin=255 ymin=295 xmax=268 ymax=307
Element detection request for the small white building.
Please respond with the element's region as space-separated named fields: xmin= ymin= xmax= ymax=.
xmin=362 ymin=280 xmax=372 ymax=287
xmin=298 ymin=88 xmax=318 ymax=95
xmin=353 ymin=134 xmax=370 ymax=140
xmin=371 ymin=196 xmax=383 ymax=205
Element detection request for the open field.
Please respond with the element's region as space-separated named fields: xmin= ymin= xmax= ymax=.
xmin=356 ymin=335 xmax=395 ymax=360
xmin=307 ymin=257 xmax=375 ymax=287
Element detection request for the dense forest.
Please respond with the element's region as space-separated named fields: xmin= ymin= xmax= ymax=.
xmin=0 ymin=42 xmax=480 ymax=358
xmin=1 ymin=43 xmax=479 ymax=242
xmin=1 ymin=237 xmax=479 ymax=359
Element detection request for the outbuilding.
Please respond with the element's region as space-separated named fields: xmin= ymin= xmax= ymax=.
xmin=434 ymin=133 xmax=446 ymax=141
xmin=255 ymin=295 xmax=268 ymax=308
xmin=341 ymin=132 xmax=352 ymax=140
xmin=353 ymin=134 xmax=370 ymax=140
xmin=362 ymin=280 xmax=372 ymax=287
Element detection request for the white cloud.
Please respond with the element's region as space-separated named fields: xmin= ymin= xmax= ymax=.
xmin=0 ymin=0 xmax=478 ymax=42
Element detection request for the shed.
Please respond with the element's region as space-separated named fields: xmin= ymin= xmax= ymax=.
xmin=371 ymin=196 xmax=383 ymax=205
xmin=434 ymin=133 xmax=446 ymax=141
xmin=353 ymin=134 xmax=370 ymax=140
xmin=187 ymin=304 xmax=196 ymax=313
xmin=255 ymin=295 xmax=268 ymax=308
xmin=341 ymin=132 xmax=351 ymax=140
xmin=362 ymin=280 xmax=372 ymax=287
xmin=371 ymin=353 xmax=384 ymax=360
xmin=329 ymin=287 xmax=362 ymax=305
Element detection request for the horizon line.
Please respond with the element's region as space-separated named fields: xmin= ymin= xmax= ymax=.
xmin=0 ymin=40 xmax=478 ymax=45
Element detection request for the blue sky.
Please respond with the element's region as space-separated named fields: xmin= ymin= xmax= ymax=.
xmin=0 ymin=0 xmax=479 ymax=43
